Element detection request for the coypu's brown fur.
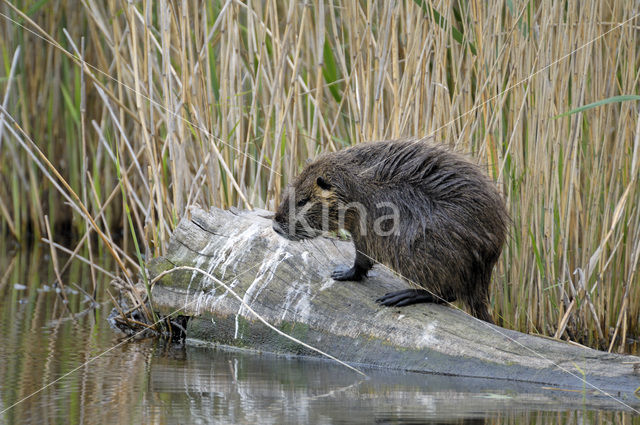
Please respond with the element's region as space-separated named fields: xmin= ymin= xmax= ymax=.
xmin=272 ymin=139 xmax=508 ymax=323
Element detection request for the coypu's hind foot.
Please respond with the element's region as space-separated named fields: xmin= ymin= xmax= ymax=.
xmin=376 ymin=289 xmax=447 ymax=307
xmin=469 ymin=300 xmax=495 ymax=324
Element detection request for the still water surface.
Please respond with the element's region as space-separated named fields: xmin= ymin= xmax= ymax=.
xmin=1 ymin=246 xmax=638 ymax=424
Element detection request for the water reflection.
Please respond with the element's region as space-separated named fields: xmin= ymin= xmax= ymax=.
xmin=145 ymin=343 xmax=639 ymax=424
xmin=0 ymin=246 xmax=638 ymax=424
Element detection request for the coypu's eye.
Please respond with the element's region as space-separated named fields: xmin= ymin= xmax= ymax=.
xmin=316 ymin=176 xmax=332 ymax=190
xmin=297 ymin=197 xmax=309 ymax=207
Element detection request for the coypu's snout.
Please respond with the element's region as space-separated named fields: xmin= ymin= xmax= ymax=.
xmin=272 ymin=212 xmax=285 ymax=235
xmin=273 ymin=171 xmax=332 ymax=242
xmin=272 ymin=215 xmax=301 ymax=241
xmin=271 ymin=220 xmax=286 ymax=237
xmin=273 ymin=207 xmax=324 ymax=241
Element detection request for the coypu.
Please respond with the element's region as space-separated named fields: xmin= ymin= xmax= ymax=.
xmin=272 ymin=138 xmax=508 ymax=323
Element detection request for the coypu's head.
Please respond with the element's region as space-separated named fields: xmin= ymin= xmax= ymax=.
xmin=272 ymin=157 xmax=344 ymax=241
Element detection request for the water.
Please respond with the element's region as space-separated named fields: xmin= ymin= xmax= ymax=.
xmin=1 ymin=246 xmax=638 ymax=424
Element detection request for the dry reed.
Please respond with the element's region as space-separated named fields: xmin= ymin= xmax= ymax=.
xmin=0 ymin=0 xmax=639 ymax=352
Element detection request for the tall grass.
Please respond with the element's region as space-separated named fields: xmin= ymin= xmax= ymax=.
xmin=1 ymin=0 xmax=639 ymax=352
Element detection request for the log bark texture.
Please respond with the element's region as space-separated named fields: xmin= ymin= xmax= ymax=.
xmin=148 ymin=206 xmax=640 ymax=396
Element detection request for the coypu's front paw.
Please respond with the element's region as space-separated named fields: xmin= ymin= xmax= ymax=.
xmin=331 ymin=265 xmax=365 ymax=281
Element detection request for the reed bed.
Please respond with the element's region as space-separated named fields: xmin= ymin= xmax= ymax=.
xmin=0 ymin=0 xmax=639 ymax=352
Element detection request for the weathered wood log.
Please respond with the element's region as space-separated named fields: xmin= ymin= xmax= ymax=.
xmin=148 ymin=206 xmax=640 ymax=399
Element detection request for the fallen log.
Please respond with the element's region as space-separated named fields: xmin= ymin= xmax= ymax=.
xmin=147 ymin=206 xmax=640 ymax=399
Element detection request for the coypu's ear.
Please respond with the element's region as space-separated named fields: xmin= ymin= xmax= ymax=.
xmin=316 ymin=176 xmax=332 ymax=190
